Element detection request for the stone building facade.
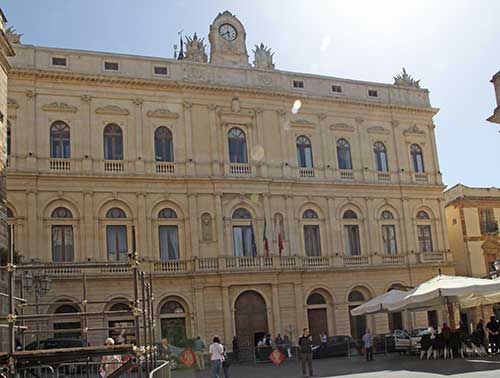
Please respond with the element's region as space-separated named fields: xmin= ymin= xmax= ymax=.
xmin=487 ymin=70 xmax=500 ymax=125
xmin=6 ymin=11 xmax=453 ymax=350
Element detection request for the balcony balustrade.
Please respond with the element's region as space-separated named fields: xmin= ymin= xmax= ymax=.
xmin=299 ymin=167 xmax=315 ymax=178
xmin=49 ymin=158 xmax=71 ymax=171
xmin=155 ymin=162 xmax=175 ymax=175
xmin=339 ymin=169 xmax=354 ymax=180
xmin=377 ymin=172 xmax=391 ymax=182
xmin=104 ymin=160 xmax=124 ymax=173
xmin=229 ymin=163 xmax=252 ymax=176
xmin=413 ymin=172 xmax=429 ymax=184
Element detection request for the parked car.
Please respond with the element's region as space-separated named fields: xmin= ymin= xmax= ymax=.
xmin=410 ymin=328 xmax=434 ymax=352
xmin=24 ymin=338 xmax=89 ymax=351
xmin=373 ymin=330 xmax=412 ymax=354
xmin=312 ymin=336 xmax=361 ymax=359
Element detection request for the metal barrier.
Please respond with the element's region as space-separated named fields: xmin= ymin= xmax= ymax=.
xmin=16 ymin=365 xmax=55 ymax=378
xmin=149 ymin=361 xmax=170 ymax=378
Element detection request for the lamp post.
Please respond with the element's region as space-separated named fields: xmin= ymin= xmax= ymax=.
xmin=23 ymin=270 xmax=52 ymax=346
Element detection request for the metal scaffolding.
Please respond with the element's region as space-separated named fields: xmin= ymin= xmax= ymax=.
xmin=0 ymin=251 xmax=157 ymax=378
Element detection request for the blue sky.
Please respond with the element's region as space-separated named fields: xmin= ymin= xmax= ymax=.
xmin=3 ymin=0 xmax=499 ymax=188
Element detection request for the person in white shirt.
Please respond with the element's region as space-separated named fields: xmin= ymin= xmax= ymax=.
xmin=209 ymin=336 xmax=224 ymax=378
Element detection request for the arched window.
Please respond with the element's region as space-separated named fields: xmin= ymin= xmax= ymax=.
xmin=307 ymin=293 xmax=326 ymax=305
xmin=336 ymin=138 xmax=352 ymax=170
xmin=228 ymin=127 xmax=248 ymax=163
xmin=160 ymin=300 xmax=188 ymax=345
xmin=373 ymin=142 xmax=388 ymax=172
xmin=50 ymin=121 xmax=71 ymax=159
xmin=303 ymin=209 xmax=319 ymax=219
xmin=381 ymin=210 xmax=397 ymax=255
xmin=303 ymin=210 xmax=321 ymax=256
xmin=232 ymin=208 xmax=252 ymax=219
xmin=296 ymin=135 xmax=313 ymax=168
xmin=51 ymin=207 xmax=74 ymax=262
xmin=348 ymin=288 xmax=368 ymax=341
xmin=104 ymin=124 xmax=123 ymax=160
xmin=348 ymin=290 xmax=365 ymax=302
xmin=6 ymin=121 xmax=11 ymax=156
xmin=6 ymin=208 xmax=13 ymax=218
xmin=53 ymin=304 xmax=81 ymax=339
xmin=410 ymin=144 xmax=424 ymax=173
xmin=416 ymin=211 xmax=433 ymax=252
xmin=343 ymin=210 xmax=361 ymax=256
xmin=154 ymin=127 xmax=174 ymax=162
xmin=232 ymin=208 xmax=254 ymax=257
xmin=105 ymin=207 xmax=128 ymax=261
xmin=51 ymin=207 xmax=73 ymax=218
xmin=158 ymin=208 xmax=177 ymax=219
xmin=107 ymin=300 xmax=135 ymax=344
xmin=106 ymin=208 xmax=126 ymax=218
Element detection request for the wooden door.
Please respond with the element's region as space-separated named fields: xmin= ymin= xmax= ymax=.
xmin=308 ymin=308 xmax=328 ymax=344
xmin=235 ymin=291 xmax=268 ymax=354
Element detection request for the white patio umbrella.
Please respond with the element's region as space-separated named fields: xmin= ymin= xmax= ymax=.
xmin=350 ymin=290 xmax=407 ymax=316
xmin=386 ymin=275 xmax=500 ymax=314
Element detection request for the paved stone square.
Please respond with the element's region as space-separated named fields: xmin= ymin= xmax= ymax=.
xmin=172 ymin=354 xmax=500 ymax=378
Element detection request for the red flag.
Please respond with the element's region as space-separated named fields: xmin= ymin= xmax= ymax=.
xmin=269 ymin=348 xmax=285 ymax=365
xmin=264 ymin=220 xmax=269 ymax=257
xmin=278 ymin=232 xmax=284 ymax=257
xmin=180 ymin=349 xmax=196 ymax=367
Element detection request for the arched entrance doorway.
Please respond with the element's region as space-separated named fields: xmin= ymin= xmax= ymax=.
xmin=307 ymin=292 xmax=328 ymax=344
xmin=348 ymin=287 xmax=373 ymax=341
xmin=53 ymin=303 xmax=81 ymax=339
xmin=234 ymin=291 xmax=268 ymax=356
xmin=387 ymin=284 xmax=407 ymax=332
xmin=160 ymin=299 xmax=189 ymax=346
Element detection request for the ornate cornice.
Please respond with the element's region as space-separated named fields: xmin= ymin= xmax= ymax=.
xmin=146 ymin=108 xmax=179 ymax=119
xmin=9 ymin=68 xmax=439 ymax=116
xmin=95 ymin=105 xmax=130 ymax=116
xmin=41 ymin=102 xmax=78 ymax=113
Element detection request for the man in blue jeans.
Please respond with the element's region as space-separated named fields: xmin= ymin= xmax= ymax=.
xmin=362 ymin=329 xmax=374 ymax=361
xmin=209 ymin=336 xmax=224 ymax=378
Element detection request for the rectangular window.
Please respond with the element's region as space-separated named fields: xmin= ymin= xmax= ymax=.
xmin=51 ymin=225 xmax=74 ymax=262
xmin=368 ymin=89 xmax=378 ymax=97
xmin=106 ymin=225 xmax=128 ymax=261
xmin=344 ymin=225 xmax=361 ymax=256
xmin=382 ymin=225 xmax=398 ymax=255
xmin=427 ymin=310 xmax=438 ymax=328
xmin=51 ymin=57 xmax=67 ymax=66
xmin=331 ymin=85 xmax=342 ymax=93
xmin=104 ymin=61 xmax=119 ymax=71
xmin=154 ymin=66 xmax=168 ymax=75
xmin=293 ymin=80 xmax=304 ymax=89
xmin=232 ymin=225 xmax=254 ymax=257
xmin=158 ymin=225 xmax=180 ymax=261
xmin=304 ymin=225 xmax=321 ymax=256
xmin=479 ymin=208 xmax=497 ymax=234
xmin=417 ymin=225 xmax=433 ymax=252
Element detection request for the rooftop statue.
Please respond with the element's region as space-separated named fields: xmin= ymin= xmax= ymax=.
xmin=184 ymin=33 xmax=208 ymax=63
xmin=5 ymin=26 xmax=22 ymax=44
xmin=393 ymin=67 xmax=420 ymax=88
xmin=253 ymin=43 xmax=275 ymax=70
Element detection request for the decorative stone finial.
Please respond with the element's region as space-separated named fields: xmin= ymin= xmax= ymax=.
xmin=253 ymin=43 xmax=275 ymax=70
xmin=5 ymin=26 xmax=22 ymax=44
xmin=393 ymin=68 xmax=420 ymax=88
xmin=184 ymin=33 xmax=208 ymax=63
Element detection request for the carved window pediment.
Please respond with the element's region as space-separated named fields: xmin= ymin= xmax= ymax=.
xmin=146 ymin=109 xmax=179 ymax=119
xmin=291 ymin=118 xmax=315 ymax=128
xmin=403 ymin=124 xmax=426 ymax=136
xmin=367 ymin=126 xmax=390 ymax=135
xmin=95 ymin=105 xmax=130 ymax=116
xmin=41 ymin=102 xmax=78 ymax=113
xmin=219 ymin=109 xmax=254 ymax=126
xmin=330 ymin=123 xmax=354 ymax=132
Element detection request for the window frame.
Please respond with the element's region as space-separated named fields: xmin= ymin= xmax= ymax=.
xmin=103 ymin=61 xmax=120 ymax=72
xmin=103 ymin=123 xmax=124 ymax=160
xmin=336 ymin=138 xmax=353 ymax=170
xmin=373 ymin=141 xmax=388 ymax=172
xmin=50 ymin=121 xmax=71 ymax=159
xmin=296 ymin=135 xmax=314 ymax=169
xmin=227 ymin=127 xmax=248 ymax=164
xmin=410 ymin=144 xmax=425 ymax=173
xmin=154 ymin=126 xmax=174 ymax=162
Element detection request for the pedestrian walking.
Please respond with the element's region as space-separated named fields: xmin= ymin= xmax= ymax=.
xmin=100 ymin=337 xmax=122 ymax=378
xmin=362 ymin=329 xmax=374 ymax=361
xmin=194 ymin=336 xmax=206 ymax=370
xmin=476 ymin=319 xmax=486 ymax=348
xmin=298 ymin=328 xmax=314 ymax=378
xmin=486 ymin=315 xmax=500 ymax=354
xmin=209 ymin=336 xmax=224 ymax=378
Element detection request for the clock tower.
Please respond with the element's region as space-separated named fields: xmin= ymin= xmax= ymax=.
xmin=209 ymin=11 xmax=249 ymax=67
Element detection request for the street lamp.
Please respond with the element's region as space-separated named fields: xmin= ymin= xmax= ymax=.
xmin=23 ymin=270 xmax=52 ymax=346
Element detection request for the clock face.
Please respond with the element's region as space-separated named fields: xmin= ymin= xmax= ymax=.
xmin=218 ymin=23 xmax=238 ymax=41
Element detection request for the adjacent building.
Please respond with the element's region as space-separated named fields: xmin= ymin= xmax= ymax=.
xmin=6 ymin=11 xmax=453 ymax=352
xmin=487 ymin=70 xmax=500 ymax=125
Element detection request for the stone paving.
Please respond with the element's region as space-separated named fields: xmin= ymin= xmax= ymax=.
xmin=172 ymin=354 xmax=500 ymax=378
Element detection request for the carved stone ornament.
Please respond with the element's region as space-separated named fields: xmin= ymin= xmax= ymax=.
xmin=257 ymin=73 xmax=273 ymax=87
xmin=403 ymin=124 xmax=425 ymax=136
xmin=5 ymin=27 xmax=23 ymax=44
xmin=253 ymin=43 xmax=275 ymax=70
xmin=186 ymin=67 xmax=210 ymax=82
xmin=291 ymin=118 xmax=314 ymax=127
xmin=231 ymin=97 xmax=241 ymax=112
xmin=184 ymin=33 xmax=208 ymax=63
xmin=146 ymin=109 xmax=179 ymax=119
xmin=330 ymin=123 xmax=354 ymax=132
xmin=367 ymin=126 xmax=390 ymax=135
xmin=393 ymin=67 xmax=421 ymax=88
xmin=41 ymin=102 xmax=78 ymax=113
xmin=95 ymin=105 xmax=130 ymax=116
xmin=7 ymin=98 xmax=19 ymax=109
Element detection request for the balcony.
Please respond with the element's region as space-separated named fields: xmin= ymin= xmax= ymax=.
xmin=343 ymin=255 xmax=369 ymax=266
xmin=104 ymin=160 xmax=124 ymax=173
xmin=339 ymin=169 xmax=354 ymax=180
xmin=413 ymin=172 xmax=429 ymax=184
xmin=229 ymin=163 xmax=252 ymax=176
xmin=49 ymin=158 xmax=71 ymax=171
xmin=155 ymin=162 xmax=175 ymax=175
xmin=382 ymin=254 xmax=405 ymax=265
xmin=299 ymin=167 xmax=315 ymax=178
xmin=377 ymin=172 xmax=391 ymax=182
xmin=480 ymin=220 xmax=499 ymax=235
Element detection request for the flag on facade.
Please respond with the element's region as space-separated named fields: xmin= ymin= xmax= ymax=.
xmin=263 ymin=220 xmax=270 ymax=257
xmin=251 ymin=222 xmax=258 ymax=257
